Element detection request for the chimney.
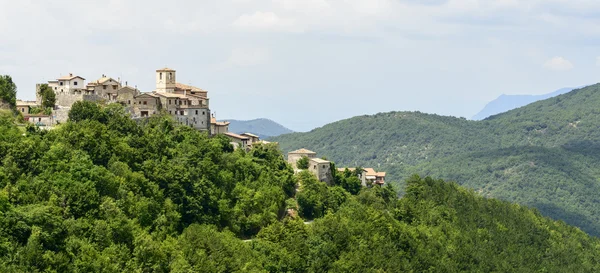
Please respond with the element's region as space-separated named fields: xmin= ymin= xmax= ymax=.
xmin=69 ymin=73 xmax=73 ymax=77
xmin=125 ymin=81 xmax=128 ymax=86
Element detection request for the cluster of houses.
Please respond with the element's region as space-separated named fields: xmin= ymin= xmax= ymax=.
xmin=287 ymin=148 xmax=386 ymax=186
xmin=15 ymin=67 xmax=272 ymax=149
xmin=15 ymin=68 xmax=385 ymax=187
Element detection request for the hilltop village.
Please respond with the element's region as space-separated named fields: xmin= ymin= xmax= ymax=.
xmin=14 ymin=68 xmax=385 ymax=186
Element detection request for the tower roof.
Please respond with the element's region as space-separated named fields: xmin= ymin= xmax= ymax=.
xmin=157 ymin=67 xmax=176 ymax=72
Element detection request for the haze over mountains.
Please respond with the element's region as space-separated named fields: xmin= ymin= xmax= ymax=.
xmin=472 ymin=87 xmax=579 ymax=120
xmin=222 ymin=118 xmax=294 ymax=138
xmin=273 ymin=83 xmax=600 ymax=236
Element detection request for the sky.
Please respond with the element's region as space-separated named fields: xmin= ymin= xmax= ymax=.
xmin=1 ymin=0 xmax=599 ymax=131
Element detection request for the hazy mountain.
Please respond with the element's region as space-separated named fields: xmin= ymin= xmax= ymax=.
xmin=272 ymin=84 xmax=600 ymax=236
xmin=222 ymin=118 xmax=294 ymax=139
xmin=472 ymin=87 xmax=577 ymax=120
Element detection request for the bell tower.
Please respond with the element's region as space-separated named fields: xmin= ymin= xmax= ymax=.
xmin=156 ymin=67 xmax=176 ymax=93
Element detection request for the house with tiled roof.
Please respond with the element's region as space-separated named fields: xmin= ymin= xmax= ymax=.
xmin=132 ymin=67 xmax=212 ymax=131
xmin=337 ymin=167 xmax=386 ymax=186
xmin=288 ymin=148 xmax=333 ymax=185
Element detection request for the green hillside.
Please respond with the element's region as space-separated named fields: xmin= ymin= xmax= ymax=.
xmin=224 ymin=118 xmax=294 ymax=139
xmin=1 ymin=103 xmax=600 ymax=271
xmin=272 ymin=83 xmax=600 ymax=236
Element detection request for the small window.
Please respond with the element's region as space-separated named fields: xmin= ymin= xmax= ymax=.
xmin=74 ymin=81 xmax=78 ymax=86
xmin=60 ymin=82 xmax=63 ymax=86
xmin=169 ymin=100 xmax=171 ymax=105
xmin=103 ymin=85 xmax=107 ymax=90
xmin=160 ymin=72 xmax=162 ymax=80
xmin=195 ymin=110 xmax=198 ymax=115
xmin=54 ymin=87 xmax=57 ymax=90
xmin=202 ymin=111 xmax=205 ymax=115
xmin=143 ymin=101 xmax=147 ymax=105
xmin=169 ymin=111 xmax=172 ymax=114
xmin=113 ymin=85 xmax=117 ymax=90
xmin=21 ymin=108 xmax=24 ymax=112
xmin=184 ymin=101 xmax=187 ymax=105
xmin=180 ymin=111 xmax=184 ymax=115
xmin=168 ymin=73 xmax=172 ymax=80
xmin=128 ymin=100 xmax=131 ymax=105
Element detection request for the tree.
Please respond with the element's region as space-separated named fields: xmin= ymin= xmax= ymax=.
xmin=68 ymin=101 xmax=107 ymax=123
xmin=0 ymin=75 xmax=17 ymax=109
xmin=296 ymin=156 xmax=309 ymax=170
xmin=38 ymin=84 xmax=56 ymax=109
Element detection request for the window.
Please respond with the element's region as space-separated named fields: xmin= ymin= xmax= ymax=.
xmin=128 ymin=100 xmax=131 ymax=105
xmin=168 ymin=73 xmax=172 ymax=80
xmin=54 ymin=87 xmax=57 ymax=90
xmin=143 ymin=101 xmax=147 ymax=105
xmin=103 ymin=85 xmax=107 ymax=90
xmin=169 ymin=100 xmax=171 ymax=105
xmin=113 ymin=85 xmax=117 ymax=90
xmin=74 ymin=81 xmax=78 ymax=86
xmin=21 ymin=108 xmax=24 ymax=112
xmin=59 ymin=82 xmax=63 ymax=86
xmin=180 ymin=111 xmax=184 ymax=115
xmin=202 ymin=111 xmax=205 ymax=115
xmin=184 ymin=100 xmax=187 ymax=105
xmin=169 ymin=111 xmax=172 ymax=114
xmin=195 ymin=110 xmax=198 ymax=115
xmin=160 ymin=72 xmax=162 ymax=80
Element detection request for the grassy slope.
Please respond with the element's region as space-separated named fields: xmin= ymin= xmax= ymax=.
xmin=273 ymin=83 xmax=600 ymax=235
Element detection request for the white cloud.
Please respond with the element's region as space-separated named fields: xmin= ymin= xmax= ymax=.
xmin=232 ymin=11 xmax=301 ymax=32
xmin=543 ymin=57 xmax=574 ymax=71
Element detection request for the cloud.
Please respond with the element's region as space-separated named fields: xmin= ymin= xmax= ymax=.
xmin=232 ymin=11 xmax=301 ymax=32
xmin=543 ymin=57 xmax=574 ymax=71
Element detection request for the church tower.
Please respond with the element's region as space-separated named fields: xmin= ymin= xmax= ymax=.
xmin=156 ymin=67 xmax=176 ymax=93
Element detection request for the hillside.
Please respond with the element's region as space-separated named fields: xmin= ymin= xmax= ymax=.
xmin=272 ymin=83 xmax=600 ymax=236
xmin=1 ymin=104 xmax=600 ymax=271
xmin=472 ymin=87 xmax=576 ymax=120
xmin=222 ymin=118 xmax=294 ymax=139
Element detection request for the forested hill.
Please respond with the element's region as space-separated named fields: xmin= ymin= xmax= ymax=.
xmin=223 ymin=118 xmax=294 ymax=139
xmin=1 ymin=102 xmax=600 ymax=271
xmin=272 ymin=83 xmax=600 ymax=236
xmin=471 ymin=87 xmax=575 ymax=120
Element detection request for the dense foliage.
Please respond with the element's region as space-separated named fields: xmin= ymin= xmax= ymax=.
xmin=0 ymin=75 xmax=17 ymax=109
xmin=272 ymin=83 xmax=600 ymax=236
xmin=37 ymin=83 xmax=57 ymax=110
xmin=1 ymin=101 xmax=599 ymax=271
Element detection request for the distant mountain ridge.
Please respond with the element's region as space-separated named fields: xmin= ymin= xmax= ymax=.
xmin=221 ymin=118 xmax=294 ymax=139
xmin=272 ymin=84 xmax=600 ymax=236
xmin=472 ymin=87 xmax=578 ymax=120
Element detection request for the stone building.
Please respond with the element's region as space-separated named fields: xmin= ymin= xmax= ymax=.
xmin=86 ymin=76 xmax=121 ymax=99
xmin=211 ymin=117 xmax=230 ymax=135
xmin=131 ymin=68 xmax=211 ymax=131
xmin=288 ymin=148 xmax=333 ymax=185
xmin=224 ymin=132 xmax=250 ymax=150
xmin=16 ymin=100 xmax=39 ymax=115
xmin=337 ymin=167 xmax=386 ymax=186
xmin=287 ymin=148 xmax=317 ymax=168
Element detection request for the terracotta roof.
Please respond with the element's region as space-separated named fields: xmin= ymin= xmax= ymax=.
xmin=16 ymin=100 xmax=38 ymax=107
xmin=310 ymin=158 xmax=329 ymax=164
xmin=288 ymin=148 xmax=316 ymax=154
xmin=91 ymin=77 xmax=118 ymax=84
xmin=224 ymin=132 xmax=250 ymax=140
xmin=135 ymin=92 xmax=159 ymax=98
xmin=57 ymin=74 xmax=85 ymax=81
xmin=157 ymin=67 xmax=175 ymax=72
xmin=175 ymin=83 xmax=205 ymax=92
xmin=337 ymin=168 xmax=385 ymax=177
xmin=211 ymin=117 xmax=230 ymax=126
xmin=241 ymin=132 xmax=260 ymax=138
xmin=153 ymin=92 xmax=191 ymax=99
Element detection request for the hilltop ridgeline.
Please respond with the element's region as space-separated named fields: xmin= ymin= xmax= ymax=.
xmin=272 ymin=83 xmax=600 ymax=236
xmin=0 ymin=101 xmax=600 ymax=271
